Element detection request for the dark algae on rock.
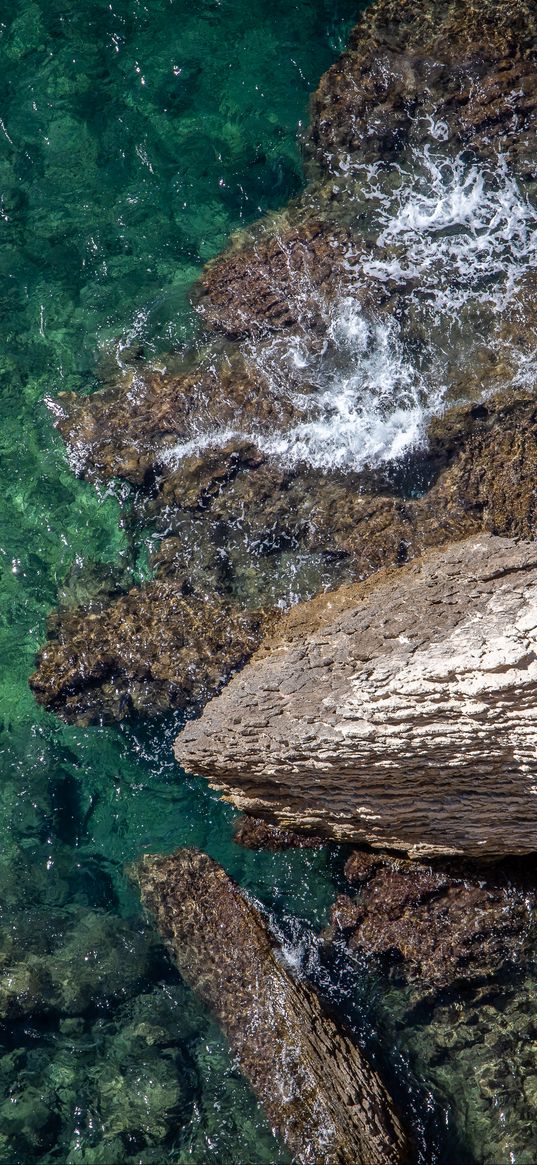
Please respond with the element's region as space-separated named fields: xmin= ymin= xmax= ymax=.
xmin=12 ymin=0 xmax=537 ymax=1161
xmin=133 ymin=847 xmax=411 ymax=1165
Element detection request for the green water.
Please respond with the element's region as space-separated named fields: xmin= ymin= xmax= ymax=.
xmin=0 ymin=1 xmax=534 ymax=1162
xmin=0 ymin=2 xmax=370 ymax=1161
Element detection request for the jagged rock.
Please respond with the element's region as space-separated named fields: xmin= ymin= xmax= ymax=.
xmin=50 ymin=351 xmax=298 ymax=487
xmin=196 ymin=221 xmax=363 ymax=339
xmin=30 ymin=583 xmax=273 ymax=724
xmin=325 ymin=850 xmax=537 ymax=993
xmin=33 ymin=0 xmax=537 ymax=727
xmin=31 ymin=389 xmax=537 ymax=725
xmin=176 ymin=535 xmax=537 ymax=859
xmin=133 ymin=847 xmax=410 ymax=1165
xmin=307 ymin=0 xmax=537 ymax=176
xmin=233 ymin=815 xmax=324 ymax=851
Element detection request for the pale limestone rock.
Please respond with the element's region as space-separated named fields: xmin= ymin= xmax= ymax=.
xmin=176 ymin=536 xmax=537 ymax=858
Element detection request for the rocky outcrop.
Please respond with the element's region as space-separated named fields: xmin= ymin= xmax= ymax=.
xmin=30 ymin=0 xmax=537 ymax=726
xmin=176 ymin=535 xmax=537 ymax=859
xmin=31 ymin=391 xmax=537 ymax=723
xmin=133 ymin=847 xmax=410 ymax=1165
xmin=326 ymin=850 xmax=537 ymax=993
xmin=30 ymin=584 xmax=273 ymax=724
xmin=233 ymin=814 xmax=324 ymax=851
xmin=307 ymin=0 xmax=537 ymax=176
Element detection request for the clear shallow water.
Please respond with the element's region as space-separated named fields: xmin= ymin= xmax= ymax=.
xmin=0 ymin=1 xmax=535 ymax=1162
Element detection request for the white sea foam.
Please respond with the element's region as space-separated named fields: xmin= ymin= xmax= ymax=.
xmin=165 ymin=142 xmax=537 ymax=474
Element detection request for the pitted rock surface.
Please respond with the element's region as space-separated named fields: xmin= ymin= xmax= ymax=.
xmin=176 ymin=536 xmax=537 ymax=858
xmin=30 ymin=585 xmax=273 ymax=725
xmin=307 ymin=0 xmax=537 ymax=175
xmin=134 ymin=848 xmax=410 ymax=1165
xmin=326 ymin=850 xmax=537 ymax=992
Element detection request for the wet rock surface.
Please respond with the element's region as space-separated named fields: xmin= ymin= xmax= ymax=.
xmin=233 ymin=814 xmax=325 ymax=851
xmin=326 ymin=850 xmax=537 ymax=994
xmin=32 ymin=0 xmax=537 ymax=727
xmin=133 ymin=846 xmax=410 ymax=1165
xmin=176 ymin=535 xmax=537 ymax=858
xmin=31 ymin=389 xmax=537 ymax=723
xmin=307 ymin=0 xmax=537 ymax=177
xmin=30 ymin=583 xmax=273 ymax=725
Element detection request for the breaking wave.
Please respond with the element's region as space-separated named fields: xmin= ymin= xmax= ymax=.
xmin=165 ymin=139 xmax=537 ymax=473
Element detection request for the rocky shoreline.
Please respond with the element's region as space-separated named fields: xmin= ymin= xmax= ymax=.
xmin=133 ymin=848 xmax=410 ymax=1165
xmin=29 ymin=0 xmax=537 ymax=1159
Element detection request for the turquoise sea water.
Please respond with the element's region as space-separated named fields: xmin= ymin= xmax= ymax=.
xmin=0 ymin=2 xmax=535 ymax=1163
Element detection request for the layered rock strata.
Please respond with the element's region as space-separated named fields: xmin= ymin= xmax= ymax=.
xmin=31 ymin=0 xmax=537 ymax=726
xmin=176 ymin=535 xmax=537 ymax=858
xmin=133 ymin=847 xmax=410 ymax=1165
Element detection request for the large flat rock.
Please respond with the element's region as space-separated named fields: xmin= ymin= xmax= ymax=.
xmin=176 ymin=536 xmax=537 ymax=858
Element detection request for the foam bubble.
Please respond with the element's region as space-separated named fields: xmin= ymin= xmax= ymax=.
xmin=165 ymin=143 xmax=537 ymax=474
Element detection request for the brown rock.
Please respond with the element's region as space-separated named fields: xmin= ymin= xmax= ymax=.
xmin=133 ymin=847 xmax=410 ymax=1165
xmin=233 ymin=815 xmax=324 ymax=851
xmin=196 ymin=221 xmax=363 ymax=339
xmin=307 ymin=0 xmax=537 ymax=175
xmin=326 ymin=851 xmax=537 ymax=993
xmin=30 ymin=583 xmax=274 ymax=724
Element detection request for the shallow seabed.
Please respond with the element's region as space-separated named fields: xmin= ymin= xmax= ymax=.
xmin=0 ymin=1 xmax=535 ymax=1162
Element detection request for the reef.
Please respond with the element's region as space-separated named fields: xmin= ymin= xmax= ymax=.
xmin=31 ymin=0 xmax=537 ymax=728
xmin=133 ymin=847 xmax=410 ymax=1165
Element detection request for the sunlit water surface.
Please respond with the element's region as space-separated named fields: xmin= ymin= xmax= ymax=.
xmin=0 ymin=1 xmax=535 ymax=1162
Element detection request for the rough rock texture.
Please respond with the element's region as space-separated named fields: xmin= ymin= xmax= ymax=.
xmin=30 ymin=584 xmax=273 ymax=725
xmin=31 ymin=0 xmax=537 ymax=726
xmin=326 ymin=850 xmax=537 ymax=993
xmin=307 ymin=0 xmax=537 ymax=175
xmin=134 ymin=847 xmax=410 ymax=1165
xmin=31 ymin=391 xmax=537 ymax=723
xmin=233 ymin=815 xmax=324 ymax=851
xmin=196 ymin=222 xmax=363 ymax=339
xmin=176 ymin=535 xmax=537 ymax=858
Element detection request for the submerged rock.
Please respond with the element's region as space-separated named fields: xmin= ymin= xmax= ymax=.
xmin=30 ymin=583 xmax=273 ymax=724
xmin=0 ymin=910 xmax=159 ymax=1020
xmin=133 ymin=847 xmax=410 ymax=1165
xmin=176 ymin=535 xmax=537 ymax=859
xmin=326 ymin=850 xmax=537 ymax=994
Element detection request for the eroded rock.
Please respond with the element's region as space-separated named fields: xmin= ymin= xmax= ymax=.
xmin=133 ymin=847 xmax=410 ymax=1165
xmin=307 ymin=0 xmax=537 ymax=176
xmin=33 ymin=0 xmax=537 ymax=730
xmin=326 ymin=851 xmax=537 ymax=993
xmin=30 ymin=583 xmax=273 ymax=724
xmin=233 ymin=815 xmax=324 ymax=851
xmin=176 ymin=535 xmax=537 ymax=859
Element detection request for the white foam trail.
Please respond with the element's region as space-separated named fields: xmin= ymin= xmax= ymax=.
xmin=165 ymin=139 xmax=537 ymax=474
xmin=363 ymin=150 xmax=537 ymax=313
